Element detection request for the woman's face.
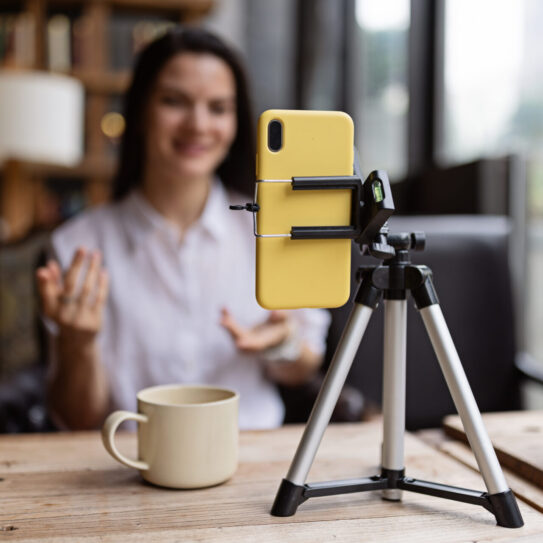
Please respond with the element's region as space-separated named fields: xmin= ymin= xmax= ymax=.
xmin=143 ymin=52 xmax=237 ymax=183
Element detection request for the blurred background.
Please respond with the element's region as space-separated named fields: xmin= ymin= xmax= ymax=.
xmin=1 ymin=0 xmax=542 ymax=431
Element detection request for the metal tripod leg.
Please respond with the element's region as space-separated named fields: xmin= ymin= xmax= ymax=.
xmin=381 ymin=299 xmax=407 ymax=501
xmin=287 ymin=302 xmax=373 ymax=485
xmin=412 ymin=271 xmax=523 ymax=527
xmin=271 ymin=284 xmax=378 ymax=516
xmin=419 ymin=303 xmax=509 ymax=494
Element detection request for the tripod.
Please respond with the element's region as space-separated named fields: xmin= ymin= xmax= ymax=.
xmin=271 ymin=230 xmax=524 ymax=528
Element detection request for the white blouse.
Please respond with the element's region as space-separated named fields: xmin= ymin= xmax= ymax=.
xmin=50 ymin=181 xmax=330 ymax=429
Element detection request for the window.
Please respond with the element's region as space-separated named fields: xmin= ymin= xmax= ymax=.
xmin=353 ymin=0 xmax=410 ymax=180
xmin=441 ymin=0 xmax=543 ymax=375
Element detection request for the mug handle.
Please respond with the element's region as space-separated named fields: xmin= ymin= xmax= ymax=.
xmin=102 ymin=410 xmax=149 ymax=471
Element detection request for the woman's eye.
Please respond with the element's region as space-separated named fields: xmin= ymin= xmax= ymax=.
xmin=161 ymin=95 xmax=185 ymax=106
xmin=210 ymin=103 xmax=234 ymax=115
xmin=211 ymin=105 xmax=226 ymax=115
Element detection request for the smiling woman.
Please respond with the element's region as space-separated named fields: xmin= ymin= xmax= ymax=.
xmin=35 ymin=28 xmax=332 ymax=432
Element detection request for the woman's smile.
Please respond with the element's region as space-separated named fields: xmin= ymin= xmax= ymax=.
xmin=173 ymin=140 xmax=213 ymax=156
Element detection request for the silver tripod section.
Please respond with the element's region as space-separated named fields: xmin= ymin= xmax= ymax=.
xmin=271 ymin=233 xmax=523 ymax=528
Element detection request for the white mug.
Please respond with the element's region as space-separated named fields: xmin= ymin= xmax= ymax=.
xmin=102 ymin=384 xmax=239 ymax=489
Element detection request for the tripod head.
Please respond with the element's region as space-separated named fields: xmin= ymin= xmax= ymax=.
xmin=387 ymin=231 xmax=426 ymax=252
xmin=365 ymin=229 xmax=426 ymax=261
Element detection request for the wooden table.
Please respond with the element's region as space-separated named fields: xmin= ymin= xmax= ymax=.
xmin=2 ymin=422 xmax=543 ymax=542
xmin=444 ymin=410 xmax=543 ymax=488
xmin=434 ymin=410 xmax=543 ymax=515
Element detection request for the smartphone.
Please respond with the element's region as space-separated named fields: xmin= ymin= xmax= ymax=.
xmin=255 ymin=109 xmax=354 ymax=309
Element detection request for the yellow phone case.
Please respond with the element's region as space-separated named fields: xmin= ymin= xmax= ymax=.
xmin=256 ymin=109 xmax=353 ymax=309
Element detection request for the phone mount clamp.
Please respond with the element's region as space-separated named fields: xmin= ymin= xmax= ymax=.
xmin=230 ymin=150 xmax=523 ymax=528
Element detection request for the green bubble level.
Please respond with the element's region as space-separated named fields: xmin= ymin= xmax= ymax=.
xmin=372 ymin=180 xmax=384 ymax=203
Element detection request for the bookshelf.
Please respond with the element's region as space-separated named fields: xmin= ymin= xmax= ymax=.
xmin=0 ymin=0 xmax=214 ymax=242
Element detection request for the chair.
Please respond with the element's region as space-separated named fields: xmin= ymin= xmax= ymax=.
xmin=0 ymin=364 xmax=56 ymax=433
xmin=323 ymin=215 xmax=543 ymax=429
xmin=0 ymin=232 xmax=57 ymax=433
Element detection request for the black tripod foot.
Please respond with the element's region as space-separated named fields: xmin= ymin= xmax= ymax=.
xmin=382 ymin=495 xmax=402 ymax=502
xmin=271 ymin=479 xmax=307 ymax=517
xmin=488 ymin=489 xmax=524 ymax=528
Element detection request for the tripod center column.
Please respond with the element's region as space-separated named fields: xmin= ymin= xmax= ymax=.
xmin=381 ymin=298 xmax=407 ymax=501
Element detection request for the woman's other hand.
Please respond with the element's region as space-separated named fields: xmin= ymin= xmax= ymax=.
xmin=220 ymin=308 xmax=291 ymax=352
xmin=36 ymin=247 xmax=109 ymax=340
xmin=220 ymin=307 xmax=322 ymax=385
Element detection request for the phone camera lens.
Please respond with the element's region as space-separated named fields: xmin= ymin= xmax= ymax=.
xmin=268 ymin=120 xmax=283 ymax=152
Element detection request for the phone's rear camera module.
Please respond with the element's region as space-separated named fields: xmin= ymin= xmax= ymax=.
xmin=268 ymin=120 xmax=283 ymax=152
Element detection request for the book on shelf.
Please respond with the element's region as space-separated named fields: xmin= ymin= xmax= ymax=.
xmin=132 ymin=20 xmax=175 ymax=55
xmin=71 ymin=14 xmax=93 ymax=71
xmin=47 ymin=14 xmax=71 ymax=72
xmin=109 ymin=13 xmax=176 ymax=71
xmin=0 ymin=13 xmax=36 ymax=69
xmin=13 ymin=13 xmax=35 ymax=68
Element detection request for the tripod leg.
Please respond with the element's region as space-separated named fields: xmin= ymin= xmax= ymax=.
xmin=381 ymin=299 xmax=407 ymax=501
xmin=286 ymin=303 xmax=373 ymax=484
xmin=271 ymin=277 xmax=381 ymax=516
xmin=412 ymin=273 xmax=523 ymax=527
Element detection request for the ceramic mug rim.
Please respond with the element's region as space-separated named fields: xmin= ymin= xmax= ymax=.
xmin=136 ymin=383 xmax=239 ymax=408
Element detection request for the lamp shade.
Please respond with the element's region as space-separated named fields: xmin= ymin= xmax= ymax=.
xmin=0 ymin=71 xmax=84 ymax=167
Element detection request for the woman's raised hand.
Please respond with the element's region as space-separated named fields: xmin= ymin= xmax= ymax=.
xmin=220 ymin=308 xmax=291 ymax=352
xmin=36 ymin=247 xmax=109 ymax=339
